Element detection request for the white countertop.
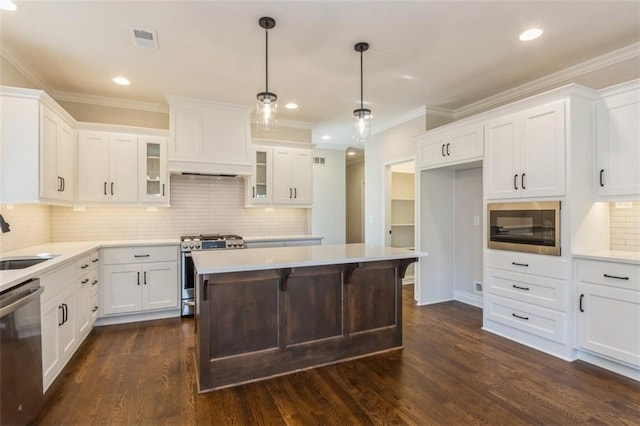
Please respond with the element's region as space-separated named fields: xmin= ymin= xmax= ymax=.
xmin=573 ymin=250 xmax=640 ymax=265
xmin=0 ymin=239 xmax=179 ymax=292
xmin=192 ymin=243 xmax=425 ymax=274
xmin=243 ymin=234 xmax=324 ymax=242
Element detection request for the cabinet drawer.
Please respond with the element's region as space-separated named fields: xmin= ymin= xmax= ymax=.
xmin=40 ymin=263 xmax=76 ymax=306
xmin=485 ymin=268 xmax=567 ymax=311
xmin=77 ymin=251 xmax=99 ymax=276
xmin=484 ymin=294 xmax=567 ymax=344
xmin=485 ymin=250 xmax=567 ymax=279
xmin=101 ymin=245 xmax=178 ymax=265
xmin=577 ymin=260 xmax=639 ymax=290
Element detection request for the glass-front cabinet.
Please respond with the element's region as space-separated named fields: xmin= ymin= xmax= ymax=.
xmin=245 ymin=145 xmax=272 ymax=206
xmin=139 ymin=136 xmax=169 ymax=204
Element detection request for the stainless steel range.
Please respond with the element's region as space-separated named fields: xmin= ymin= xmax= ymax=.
xmin=180 ymin=234 xmax=245 ymax=316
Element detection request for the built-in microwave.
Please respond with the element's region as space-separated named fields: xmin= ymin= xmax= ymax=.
xmin=487 ymin=201 xmax=560 ymax=256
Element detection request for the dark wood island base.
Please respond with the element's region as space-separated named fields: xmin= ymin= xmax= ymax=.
xmin=195 ymin=258 xmax=417 ymax=392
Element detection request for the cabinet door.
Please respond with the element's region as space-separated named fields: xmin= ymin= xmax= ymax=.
xmin=108 ymin=134 xmax=139 ymax=202
xmin=77 ymin=132 xmax=109 ymax=202
xmin=519 ymin=101 xmax=566 ymax=197
xmin=40 ymin=108 xmax=74 ymax=202
xmin=484 ymin=115 xmax=520 ymax=199
xmin=41 ymin=299 xmax=62 ymax=391
xmin=246 ymin=146 xmax=272 ymax=206
xmin=577 ymin=283 xmax=640 ymax=366
xmin=139 ymin=136 xmax=168 ymax=203
xmin=58 ymin=285 xmax=78 ymax=362
xmin=142 ymin=262 xmax=178 ymax=311
xmin=102 ymin=264 xmax=142 ymax=314
xmin=418 ymin=124 xmax=483 ymax=170
xmin=272 ymin=148 xmax=295 ymax=204
xmin=291 ymin=149 xmax=312 ymax=205
xmin=596 ymin=88 xmax=640 ymax=197
xmin=77 ymin=273 xmax=93 ymax=338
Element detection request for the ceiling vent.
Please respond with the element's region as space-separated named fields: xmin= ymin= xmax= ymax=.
xmin=130 ymin=28 xmax=159 ymax=49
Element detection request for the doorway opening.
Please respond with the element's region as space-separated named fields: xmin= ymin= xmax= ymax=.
xmin=386 ymin=160 xmax=416 ymax=284
xmin=346 ymin=147 xmax=365 ymax=243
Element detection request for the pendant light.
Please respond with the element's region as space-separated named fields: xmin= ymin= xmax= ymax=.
xmin=353 ymin=42 xmax=371 ymax=143
xmin=256 ymin=16 xmax=277 ymax=133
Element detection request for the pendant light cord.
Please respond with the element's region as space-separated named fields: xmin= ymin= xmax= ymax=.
xmin=265 ymin=28 xmax=269 ymax=94
xmin=360 ymin=50 xmax=364 ymax=110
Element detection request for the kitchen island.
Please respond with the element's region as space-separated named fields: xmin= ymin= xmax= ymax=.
xmin=192 ymin=243 xmax=422 ymax=392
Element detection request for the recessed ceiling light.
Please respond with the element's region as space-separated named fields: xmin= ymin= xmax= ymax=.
xmin=112 ymin=77 xmax=130 ymax=86
xmin=285 ymin=102 xmax=298 ymax=110
xmin=347 ymin=151 xmax=356 ymax=156
xmin=399 ymin=74 xmax=416 ymax=81
xmin=321 ymin=135 xmax=331 ymax=141
xmin=0 ymin=0 xmax=17 ymax=11
xmin=519 ymin=28 xmax=543 ymax=41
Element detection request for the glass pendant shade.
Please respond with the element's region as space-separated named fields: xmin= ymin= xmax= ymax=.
xmin=352 ymin=108 xmax=371 ymax=143
xmin=256 ymin=92 xmax=278 ymax=133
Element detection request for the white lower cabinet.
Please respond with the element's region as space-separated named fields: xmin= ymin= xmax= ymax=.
xmin=483 ymin=251 xmax=571 ymax=358
xmin=76 ymin=251 xmax=99 ymax=340
xmin=576 ymin=259 xmax=640 ymax=372
xmin=101 ymin=245 xmax=179 ymax=316
xmin=40 ymin=263 xmax=78 ymax=392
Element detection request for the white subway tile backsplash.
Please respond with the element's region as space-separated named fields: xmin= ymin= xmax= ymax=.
xmin=0 ymin=204 xmax=51 ymax=252
xmin=610 ymin=201 xmax=640 ymax=252
xmin=50 ymin=176 xmax=308 ymax=241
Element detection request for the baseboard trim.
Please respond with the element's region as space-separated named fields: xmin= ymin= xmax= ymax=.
xmin=95 ymin=309 xmax=181 ymax=326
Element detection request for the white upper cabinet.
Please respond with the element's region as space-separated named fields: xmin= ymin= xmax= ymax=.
xmin=1 ymin=86 xmax=76 ymax=204
xmin=77 ymin=131 xmax=138 ymax=203
xmin=245 ymin=145 xmax=273 ymax=206
xmin=416 ymin=123 xmax=483 ymax=170
xmin=272 ymin=147 xmax=313 ymax=206
xmin=166 ymin=96 xmax=253 ymax=176
xmin=595 ymin=80 xmax=640 ymax=198
xmin=139 ymin=136 xmax=169 ymax=204
xmin=41 ymin=107 xmax=75 ymax=202
xmin=485 ymin=100 xmax=565 ymax=199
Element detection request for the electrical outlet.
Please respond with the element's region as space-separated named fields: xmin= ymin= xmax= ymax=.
xmin=474 ymin=281 xmax=483 ymax=293
xmin=473 ymin=215 xmax=480 ymax=226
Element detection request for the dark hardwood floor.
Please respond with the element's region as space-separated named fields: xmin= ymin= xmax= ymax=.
xmin=36 ymin=286 xmax=640 ymax=425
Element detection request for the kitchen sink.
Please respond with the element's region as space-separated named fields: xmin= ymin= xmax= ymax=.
xmin=0 ymin=255 xmax=59 ymax=271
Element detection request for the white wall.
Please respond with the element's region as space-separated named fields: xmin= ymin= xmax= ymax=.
xmin=312 ymin=148 xmax=346 ymax=244
xmin=364 ymin=116 xmax=424 ymax=245
xmin=454 ymin=167 xmax=483 ymax=298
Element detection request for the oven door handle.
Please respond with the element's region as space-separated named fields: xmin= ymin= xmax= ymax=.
xmin=0 ymin=286 xmax=44 ymax=317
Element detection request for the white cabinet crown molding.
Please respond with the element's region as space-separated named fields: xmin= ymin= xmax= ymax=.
xmin=75 ymin=121 xmax=169 ymax=137
xmin=1 ymin=85 xmax=75 ymax=125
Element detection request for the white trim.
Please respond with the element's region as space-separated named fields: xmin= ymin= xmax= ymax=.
xmin=373 ymin=105 xmax=426 ymax=135
xmin=455 ymin=42 xmax=640 ymax=118
xmin=454 ymin=290 xmax=483 ymax=308
xmin=0 ymin=46 xmax=52 ymax=92
xmin=94 ymin=309 xmax=180 ymax=326
xmin=276 ymin=119 xmax=315 ymax=130
xmin=425 ymin=106 xmax=456 ymax=119
xmin=312 ymin=143 xmax=347 ymax=151
xmin=54 ymin=90 xmax=169 ymax=113
xmin=75 ymin=121 xmax=169 ymax=136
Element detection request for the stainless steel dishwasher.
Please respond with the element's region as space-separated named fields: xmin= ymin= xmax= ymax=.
xmin=0 ymin=278 xmax=44 ymax=425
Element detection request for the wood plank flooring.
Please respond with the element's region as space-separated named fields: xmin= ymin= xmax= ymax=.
xmin=35 ymin=286 xmax=640 ymax=425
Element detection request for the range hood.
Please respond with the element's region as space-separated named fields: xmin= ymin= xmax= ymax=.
xmin=166 ymin=95 xmax=254 ymax=177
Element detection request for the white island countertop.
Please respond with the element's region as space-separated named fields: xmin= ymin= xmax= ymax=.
xmin=573 ymin=250 xmax=640 ymax=265
xmin=192 ymin=243 xmax=426 ymax=274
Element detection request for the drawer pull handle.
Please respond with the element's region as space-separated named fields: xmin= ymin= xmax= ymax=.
xmin=92 ymin=306 xmax=98 ymax=312
xmin=81 ymin=278 xmax=89 ymax=284
xmin=511 ymin=262 xmax=529 ymax=267
xmin=579 ymin=294 xmax=584 ymax=313
xmin=512 ymin=284 xmax=530 ymax=291
xmin=512 ymin=313 xmax=529 ymax=321
xmin=134 ymin=254 xmax=150 ymax=258
xmin=92 ymin=280 xmax=98 ymax=286
xmin=603 ymin=273 xmax=629 ymax=281
xmin=81 ymin=264 xmax=89 ymax=269
xmin=92 ymin=258 xmax=99 ymax=263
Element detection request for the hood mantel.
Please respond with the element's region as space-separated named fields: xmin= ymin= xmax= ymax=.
xmin=166 ymin=95 xmax=254 ymax=176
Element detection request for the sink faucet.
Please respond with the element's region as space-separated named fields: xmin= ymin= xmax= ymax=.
xmin=0 ymin=214 xmax=10 ymax=233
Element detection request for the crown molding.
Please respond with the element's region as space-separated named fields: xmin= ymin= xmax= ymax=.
xmin=454 ymin=42 xmax=640 ymax=118
xmin=0 ymin=45 xmax=52 ymax=92
xmin=424 ymin=106 xmax=456 ymax=118
xmin=55 ymin=91 xmax=169 ymax=113
xmin=373 ymin=105 xmax=427 ymax=135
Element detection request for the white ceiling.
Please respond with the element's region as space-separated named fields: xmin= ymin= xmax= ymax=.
xmin=1 ymin=1 xmax=639 ymax=146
